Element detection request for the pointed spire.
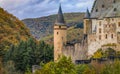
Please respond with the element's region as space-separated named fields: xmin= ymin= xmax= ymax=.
xmin=84 ymin=8 xmax=90 ymax=19
xmin=56 ymin=3 xmax=65 ymax=25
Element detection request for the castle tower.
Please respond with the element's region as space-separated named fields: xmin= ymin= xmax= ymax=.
xmin=84 ymin=9 xmax=92 ymax=37
xmin=54 ymin=4 xmax=67 ymax=61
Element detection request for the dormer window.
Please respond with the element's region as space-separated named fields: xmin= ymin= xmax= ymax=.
xmin=102 ymin=4 xmax=105 ymax=8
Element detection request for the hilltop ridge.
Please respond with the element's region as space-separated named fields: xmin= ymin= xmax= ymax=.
xmin=22 ymin=12 xmax=85 ymax=40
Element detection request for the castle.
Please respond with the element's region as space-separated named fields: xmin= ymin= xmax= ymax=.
xmin=54 ymin=0 xmax=120 ymax=62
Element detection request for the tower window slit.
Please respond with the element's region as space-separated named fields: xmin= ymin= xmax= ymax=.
xmin=57 ymin=32 xmax=59 ymax=35
xmin=62 ymin=37 xmax=63 ymax=40
xmin=59 ymin=26 xmax=61 ymax=28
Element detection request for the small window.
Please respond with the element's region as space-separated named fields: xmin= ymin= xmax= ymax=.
xmin=114 ymin=8 xmax=117 ymax=11
xmin=99 ymin=21 xmax=101 ymax=26
xmin=113 ymin=0 xmax=116 ymax=3
xmin=105 ymin=25 xmax=107 ymax=27
xmin=99 ymin=28 xmax=102 ymax=33
xmin=102 ymin=4 xmax=105 ymax=8
xmin=105 ymin=34 xmax=107 ymax=39
xmin=111 ymin=34 xmax=114 ymax=38
xmin=96 ymin=9 xmax=98 ymax=12
xmin=99 ymin=35 xmax=101 ymax=40
xmin=59 ymin=26 xmax=61 ymax=28
xmin=118 ymin=22 xmax=120 ymax=27
xmin=57 ymin=32 xmax=59 ymax=35
xmin=62 ymin=37 xmax=63 ymax=40
xmin=112 ymin=18 xmax=114 ymax=21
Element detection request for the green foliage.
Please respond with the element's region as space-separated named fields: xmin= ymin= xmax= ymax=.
xmin=3 ymin=61 xmax=21 ymax=74
xmin=25 ymin=68 xmax=32 ymax=74
xmin=101 ymin=60 xmax=120 ymax=74
xmin=26 ymin=56 xmax=120 ymax=74
xmin=92 ymin=48 xmax=118 ymax=59
xmin=102 ymin=43 xmax=117 ymax=47
xmin=35 ymin=56 xmax=76 ymax=74
xmin=0 ymin=7 xmax=31 ymax=51
xmin=4 ymin=38 xmax=53 ymax=73
xmin=104 ymin=48 xmax=116 ymax=58
xmin=92 ymin=49 xmax=103 ymax=59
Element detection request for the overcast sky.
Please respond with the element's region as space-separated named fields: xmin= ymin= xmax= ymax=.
xmin=0 ymin=0 xmax=94 ymax=20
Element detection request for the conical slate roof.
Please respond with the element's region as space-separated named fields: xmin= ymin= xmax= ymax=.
xmin=56 ymin=4 xmax=65 ymax=24
xmin=84 ymin=9 xmax=90 ymax=19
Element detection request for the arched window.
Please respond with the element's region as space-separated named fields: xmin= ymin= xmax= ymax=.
xmin=118 ymin=22 xmax=120 ymax=27
xmin=99 ymin=35 xmax=101 ymax=40
xmin=105 ymin=34 xmax=107 ymax=39
xmin=102 ymin=4 xmax=105 ymax=8
xmin=99 ymin=28 xmax=102 ymax=33
xmin=114 ymin=8 xmax=117 ymax=11
xmin=111 ymin=34 xmax=114 ymax=38
xmin=99 ymin=21 xmax=101 ymax=26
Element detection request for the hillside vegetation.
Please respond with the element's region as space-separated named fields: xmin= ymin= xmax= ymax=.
xmin=0 ymin=7 xmax=31 ymax=50
xmin=22 ymin=13 xmax=85 ymax=40
xmin=42 ymin=27 xmax=83 ymax=45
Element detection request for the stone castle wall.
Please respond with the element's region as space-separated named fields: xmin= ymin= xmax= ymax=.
xmin=62 ymin=16 xmax=120 ymax=61
xmin=88 ymin=17 xmax=119 ymax=56
xmin=63 ymin=39 xmax=88 ymax=62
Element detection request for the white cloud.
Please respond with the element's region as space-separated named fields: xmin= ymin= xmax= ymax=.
xmin=0 ymin=0 xmax=94 ymax=19
xmin=76 ymin=0 xmax=94 ymax=10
